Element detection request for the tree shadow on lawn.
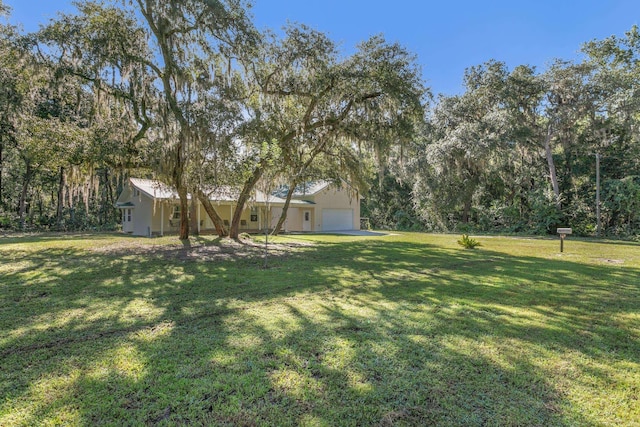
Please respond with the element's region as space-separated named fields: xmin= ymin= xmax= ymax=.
xmin=0 ymin=231 xmax=134 ymax=244
xmin=324 ymin=238 xmax=639 ymax=355
xmin=1 ymin=235 xmax=638 ymax=425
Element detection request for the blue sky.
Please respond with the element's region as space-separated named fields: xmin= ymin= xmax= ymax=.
xmin=4 ymin=0 xmax=640 ymax=95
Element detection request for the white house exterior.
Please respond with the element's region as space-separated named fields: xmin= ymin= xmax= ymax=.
xmin=115 ymin=178 xmax=360 ymax=236
xmin=271 ymin=181 xmax=362 ymax=232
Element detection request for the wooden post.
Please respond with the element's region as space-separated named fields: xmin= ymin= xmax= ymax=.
xmin=557 ymin=228 xmax=572 ymax=253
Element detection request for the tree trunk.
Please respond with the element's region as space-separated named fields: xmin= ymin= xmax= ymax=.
xmin=37 ymin=193 xmax=43 ymax=219
xmin=189 ymin=196 xmax=199 ymax=236
xmin=272 ymin=181 xmax=297 ymax=236
xmin=84 ymin=181 xmax=90 ymax=215
xmin=230 ymin=165 xmax=264 ymax=239
xmin=106 ymin=169 xmax=114 ymax=224
xmin=544 ymin=124 xmax=561 ymax=210
xmin=101 ymin=168 xmax=115 ymax=226
xmin=19 ymin=161 xmax=33 ymax=230
xmin=0 ymin=141 xmax=3 ymax=209
xmin=462 ymin=198 xmax=472 ymax=223
xmin=178 ymin=186 xmax=189 ymax=240
xmin=271 ymin=145 xmax=324 ymax=235
xmin=67 ymin=182 xmax=73 ymax=211
xmin=196 ymin=188 xmax=227 ymax=237
xmin=595 ymin=153 xmax=601 ymax=237
xmin=57 ymin=166 xmax=66 ymax=229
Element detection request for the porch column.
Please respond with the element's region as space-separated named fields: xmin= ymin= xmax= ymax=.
xmin=160 ymin=203 xmax=164 ymax=236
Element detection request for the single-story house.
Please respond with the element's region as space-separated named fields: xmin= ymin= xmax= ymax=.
xmin=115 ymin=178 xmax=361 ymax=236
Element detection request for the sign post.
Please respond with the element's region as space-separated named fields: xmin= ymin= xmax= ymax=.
xmin=556 ymin=228 xmax=572 ymax=252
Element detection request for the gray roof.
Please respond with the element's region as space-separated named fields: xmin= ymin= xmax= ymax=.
xmin=130 ymin=178 xmax=181 ymax=200
xmin=129 ymin=178 xmax=312 ymax=206
xmin=116 ymin=201 xmax=135 ymax=207
xmin=273 ymin=181 xmax=331 ymax=198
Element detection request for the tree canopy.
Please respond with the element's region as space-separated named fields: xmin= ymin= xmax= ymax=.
xmin=1 ymin=2 xmax=639 ymax=239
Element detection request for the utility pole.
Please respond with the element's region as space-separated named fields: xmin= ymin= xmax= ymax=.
xmin=596 ymin=152 xmax=601 ymax=237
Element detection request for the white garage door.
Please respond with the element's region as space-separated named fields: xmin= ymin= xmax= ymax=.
xmin=322 ymin=209 xmax=353 ymax=231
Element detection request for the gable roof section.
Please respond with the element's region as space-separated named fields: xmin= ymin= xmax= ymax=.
xmin=130 ymin=178 xmax=177 ymax=200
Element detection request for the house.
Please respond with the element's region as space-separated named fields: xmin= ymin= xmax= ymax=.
xmin=115 ymin=178 xmax=360 ymax=236
xmin=272 ymin=181 xmax=361 ymax=232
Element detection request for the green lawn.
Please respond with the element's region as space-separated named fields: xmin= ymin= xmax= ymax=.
xmin=1 ymin=232 xmax=639 ymax=426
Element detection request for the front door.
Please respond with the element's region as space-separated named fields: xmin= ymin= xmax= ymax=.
xmin=302 ymin=210 xmax=311 ymax=232
xmin=123 ymin=208 xmax=134 ymax=233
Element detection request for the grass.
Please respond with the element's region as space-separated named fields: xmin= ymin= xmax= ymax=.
xmin=1 ymin=231 xmax=639 ymax=426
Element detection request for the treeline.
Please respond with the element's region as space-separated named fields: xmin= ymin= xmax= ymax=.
xmin=1 ymin=1 xmax=639 ymax=239
xmin=0 ymin=0 xmax=425 ymax=238
xmin=364 ymin=30 xmax=640 ymax=238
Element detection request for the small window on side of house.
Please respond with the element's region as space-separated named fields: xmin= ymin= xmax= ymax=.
xmin=172 ymin=205 xmax=181 ymax=220
xmin=127 ymin=209 xmax=132 ymax=222
xmin=133 ymin=189 xmax=140 ymax=197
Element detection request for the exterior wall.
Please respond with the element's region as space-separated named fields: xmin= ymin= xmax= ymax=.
xmin=269 ymin=207 xmax=282 ymax=229
xmin=198 ymin=202 xmax=234 ymax=231
xmin=132 ymin=193 xmax=154 ymax=236
xmin=151 ymin=200 xmax=163 ymax=232
xmin=288 ymin=207 xmax=304 ymax=231
xmin=309 ymin=185 xmax=360 ymax=231
xmin=149 ymin=200 xmax=178 ymax=234
xmin=270 ymin=206 xmax=305 ymax=232
xmin=198 ymin=204 xmax=213 ymax=230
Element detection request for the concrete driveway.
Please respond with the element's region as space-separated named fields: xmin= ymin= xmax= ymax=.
xmin=329 ymin=230 xmax=390 ymax=236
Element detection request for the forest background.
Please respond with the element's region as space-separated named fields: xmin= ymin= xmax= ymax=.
xmin=1 ymin=0 xmax=640 ymax=239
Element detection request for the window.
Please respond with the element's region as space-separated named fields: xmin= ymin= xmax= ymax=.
xmin=172 ymin=205 xmax=181 ymax=220
xmin=133 ymin=189 xmax=140 ymax=197
xmin=250 ymin=207 xmax=258 ymax=222
xmin=126 ymin=209 xmax=132 ymax=222
xmin=304 ymin=212 xmax=310 ymax=221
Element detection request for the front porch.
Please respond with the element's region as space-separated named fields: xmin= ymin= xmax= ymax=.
xmin=150 ymin=200 xmax=312 ymax=236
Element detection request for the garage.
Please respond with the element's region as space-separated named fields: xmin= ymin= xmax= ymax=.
xmin=321 ymin=208 xmax=353 ymax=231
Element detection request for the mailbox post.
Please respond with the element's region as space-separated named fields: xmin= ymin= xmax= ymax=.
xmin=557 ymin=228 xmax=572 ymax=252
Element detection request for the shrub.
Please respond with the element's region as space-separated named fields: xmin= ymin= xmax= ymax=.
xmin=457 ymin=234 xmax=481 ymax=249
